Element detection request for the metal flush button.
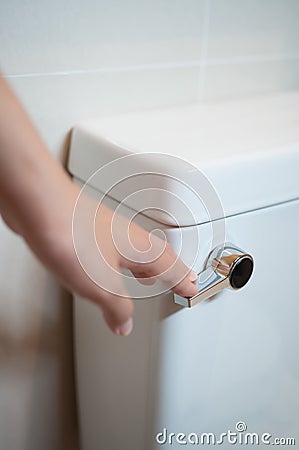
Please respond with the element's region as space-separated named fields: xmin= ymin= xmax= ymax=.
xmin=174 ymin=243 xmax=254 ymax=308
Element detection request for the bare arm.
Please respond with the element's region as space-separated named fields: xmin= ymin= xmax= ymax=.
xmin=0 ymin=77 xmax=198 ymax=336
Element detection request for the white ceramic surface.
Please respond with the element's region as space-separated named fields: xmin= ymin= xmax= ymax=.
xmin=74 ymin=193 xmax=299 ymax=450
xmin=71 ymin=97 xmax=299 ymax=450
xmin=69 ymin=91 xmax=299 ymax=226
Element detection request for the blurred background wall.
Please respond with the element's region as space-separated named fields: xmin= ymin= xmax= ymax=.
xmin=0 ymin=1 xmax=298 ymax=449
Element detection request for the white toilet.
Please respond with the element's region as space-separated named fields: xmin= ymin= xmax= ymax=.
xmin=68 ymin=92 xmax=299 ymax=450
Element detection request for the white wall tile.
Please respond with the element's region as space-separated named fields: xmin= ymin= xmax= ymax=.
xmin=0 ymin=0 xmax=205 ymax=74
xmin=0 ymin=222 xmax=78 ymax=450
xmin=207 ymin=0 xmax=299 ymax=59
xmin=7 ymin=67 xmax=201 ymax=155
xmin=203 ymin=59 xmax=299 ymax=101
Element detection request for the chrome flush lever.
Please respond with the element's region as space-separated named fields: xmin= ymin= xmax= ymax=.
xmin=174 ymin=243 xmax=254 ymax=308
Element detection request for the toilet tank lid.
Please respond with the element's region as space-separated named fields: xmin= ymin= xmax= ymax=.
xmin=68 ymin=91 xmax=299 ymax=226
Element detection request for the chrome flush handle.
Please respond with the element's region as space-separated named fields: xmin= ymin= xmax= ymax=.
xmin=174 ymin=243 xmax=254 ymax=308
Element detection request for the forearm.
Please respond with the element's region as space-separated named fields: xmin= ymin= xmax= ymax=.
xmin=0 ymin=76 xmax=74 ymax=237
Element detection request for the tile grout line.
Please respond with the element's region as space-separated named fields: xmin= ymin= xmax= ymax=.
xmin=3 ymin=61 xmax=202 ymax=78
xmin=3 ymin=53 xmax=299 ymax=80
xmin=204 ymin=52 xmax=299 ymax=66
xmin=197 ymin=0 xmax=211 ymax=102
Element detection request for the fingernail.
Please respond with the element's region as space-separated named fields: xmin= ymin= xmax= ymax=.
xmin=189 ymin=270 xmax=198 ymax=282
xmin=115 ymin=317 xmax=133 ymax=337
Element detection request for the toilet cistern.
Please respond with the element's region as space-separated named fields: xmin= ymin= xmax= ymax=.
xmin=174 ymin=243 xmax=254 ymax=307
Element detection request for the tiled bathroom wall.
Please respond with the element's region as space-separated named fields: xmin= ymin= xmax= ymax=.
xmin=0 ymin=1 xmax=298 ymax=449
xmin=1 ymin=0 xmax=298 ymax=155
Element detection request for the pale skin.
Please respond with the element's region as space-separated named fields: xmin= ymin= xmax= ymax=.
xmin=0 ymin=77 xmax=198 ymax=336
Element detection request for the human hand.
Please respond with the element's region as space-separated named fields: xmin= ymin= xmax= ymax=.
xmin=0 ymin=76 xmax=198 ymax=336
xmin=20 ymin=176 xmax=198 ymax=336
